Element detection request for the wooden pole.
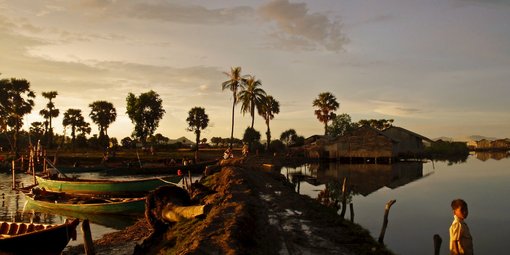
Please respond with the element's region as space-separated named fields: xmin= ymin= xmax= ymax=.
xmin=11 ymin=160 xmax=15 ymax=190
xmin=349 ymin=203 xmax=354 ymax=223
xmin=433 ymin=234 xmax=442 ymax=255
xmin=378 ymin=199 xmax=397 ymax=244
xmin=82 ymin=219 xmax=96 ymax=255
xmin=340 ymin=177 xmax=348 ymax=219
xmin=31 ymin=149 xmax=36 ymax=185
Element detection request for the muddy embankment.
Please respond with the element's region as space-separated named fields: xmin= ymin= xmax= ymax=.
xmin=65 ymin=156 xmax=394 ymax=255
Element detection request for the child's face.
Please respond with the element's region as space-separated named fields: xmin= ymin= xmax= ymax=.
xmin=454 ymin=206 xmax=469 ymax=220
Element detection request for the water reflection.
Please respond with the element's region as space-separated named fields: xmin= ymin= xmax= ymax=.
xmin=475 ymin=151 xmax=509 ymax=161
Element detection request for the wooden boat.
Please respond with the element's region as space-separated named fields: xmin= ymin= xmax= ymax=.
xmin=57 ymin=160 xmax=218 ymax=175
xmin=0 ymin=218 xmax=79 ymax=254
xmin=35 ymin=175 xmax=183 ymax=196
xmin=23 ymin=188 xmax=146 ymax=215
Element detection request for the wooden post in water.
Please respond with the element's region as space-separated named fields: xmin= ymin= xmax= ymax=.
xmin=11 ymin=160 xmax=15 ymax=190
xmin=339 ymin=177 xmax=348 ymax=219
xmin=433 ymin=234 xmax=442 ymax=255
xmin=349 ymin=203 xmax=354 ymax=223
xmin=378 ymin=199 xmax=396 ymax=244
xmin=82 ymin=219 xmax=96 ymax=255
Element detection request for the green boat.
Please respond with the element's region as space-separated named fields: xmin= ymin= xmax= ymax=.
xmin=23 ymin=188 xmax=145 ymax=215
xmin=35 ymin=175 xmax=183 ymax=196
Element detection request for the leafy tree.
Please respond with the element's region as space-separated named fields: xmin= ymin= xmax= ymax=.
xmin=280 ymin=129 xmax=298 ymax=147
xmin=327 ymin=113 xmax=355 ymax=137
xmin=211 ymin=136 xmax=222 ymax=147
xmin=126 ymin=90 xmax=165 ymax=145
xmin=238 ymin=75 xmax=266 ymax=129
xmin=186 ymin=107 xmax=209 ymax=161
xmin=243 ymin=127 xmax=261 ymax=148
xmin=89 ymin=100 xmax=117 ymax=138
xmin=201 ymin=138 xmax=207 ymax=144
xmin=222 ymin=66 xmax=246 ymax=149
xmin=313 ymin=92 xmax=339 ymax=135
xmin=63 ymin=109 xmax=90 ymax=148
xmin=0 ymin=78 xmax=35 ymax=155
xmin=357 ymin=119 xmax=394 ymax=130
xmin=39 ymin=91 xmax=59 ymax=147
xmin=258 ymin=95 xmax=280 ymax=151
xmin=121 ymin=137 xmax=133 ymax=148
xmin=29 ymin=121 xmax=45 ymax=142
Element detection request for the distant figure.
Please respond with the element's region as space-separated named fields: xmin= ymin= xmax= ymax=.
xmin=223 ymin=148 xmax=233 ymax=159
xmin=450 ymin=199 xmax=473 ymax=255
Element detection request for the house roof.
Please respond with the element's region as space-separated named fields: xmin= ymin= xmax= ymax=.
xmin=383 ymin=126 xmax=433 ymax=143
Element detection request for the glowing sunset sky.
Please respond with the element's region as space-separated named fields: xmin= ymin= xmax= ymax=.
xmin=1 ymin=0 xmax=509 ymax=141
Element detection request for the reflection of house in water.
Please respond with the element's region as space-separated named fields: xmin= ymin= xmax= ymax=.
xmin=475 ymin=151 xmax=510 ymax=161
xmin=316 ymin=162 xmax=424 ymax=196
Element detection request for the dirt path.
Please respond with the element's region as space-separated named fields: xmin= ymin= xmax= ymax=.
xmin=65 ymin=156 xmax=393 ymax=255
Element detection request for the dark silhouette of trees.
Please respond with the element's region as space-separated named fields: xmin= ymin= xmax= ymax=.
xmin=222 ymin=66 xmax=245 ymax=149
xmin=39 ymin=91 xmax=59 ymax=147
xmin=89 ymin=100 xmax=116 ymax=149
xmin=328 ymin=113 xmax=356 ymax=137
xmin=258 ymin=95 xmax=280 ymax=150
xmin=63 ymin=109 xmax=90 ymax=148
xmin=238 ymin=75 xmax=266 ymax=128
xmin=126 ymin=90 xmax=165 ymax=146
xmin=186 ymin=107 xmax=209 ymax=161
xmin=313 ymin=92 xmax=339 ymax=135
xmin=357 ymin=119 xmax=394 ymax=131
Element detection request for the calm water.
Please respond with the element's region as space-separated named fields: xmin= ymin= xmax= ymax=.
xmin=282 ymin=152 xmax=510 ymax=255
xmin=0 ymin=171 xmax=154 ymax=249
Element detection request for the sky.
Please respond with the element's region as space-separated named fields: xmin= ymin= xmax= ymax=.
xmin=1 ymin=0 xmax=509 ymax=142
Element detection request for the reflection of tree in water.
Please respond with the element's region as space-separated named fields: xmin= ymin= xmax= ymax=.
xmin=429 ymin=154 xmax=469 ymax=165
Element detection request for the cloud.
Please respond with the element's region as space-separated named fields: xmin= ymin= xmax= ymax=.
xmin=258 ymin=0 xmax=349 ymax=52
xmin=73 ymin=0 xmax=255 ymax=24
xmin=372 ymin=100 xmax=424 ymax=117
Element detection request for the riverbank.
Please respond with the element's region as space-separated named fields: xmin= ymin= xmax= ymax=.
xmin=64 ymin=155 xmax=393 ymax=255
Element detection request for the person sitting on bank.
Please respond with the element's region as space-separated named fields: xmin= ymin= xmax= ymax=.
xmin=450 ymin=198 xmax=473 ymax=255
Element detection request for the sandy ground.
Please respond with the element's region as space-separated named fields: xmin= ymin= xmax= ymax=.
xmin=63 ymin=156 xmax=393 ymax=255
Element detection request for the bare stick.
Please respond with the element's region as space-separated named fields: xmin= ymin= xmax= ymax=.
xmin=339 ymin=177 xmax=348 ymax=219
xmin=82 ymin=219 xmax=96 ymax=255
xmin=433 ymin=234 xmax=442 ymax=255
xmin=349 ymin=203 xmax=354 ymax=223
xmin=378 ymin=199 xmax=397 ymax=244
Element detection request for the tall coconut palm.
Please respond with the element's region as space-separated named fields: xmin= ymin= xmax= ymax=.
xmin=313 ymin=92 xmax=339 ymax=135
xmin=221 ymin=66 xmax=245 ymax=149
xmin=238 ymin=75 xmax=267 ymax=129
xmin=39 ymin=91 xmax=59 ymax=147
xmin=258 ymin=95 xmax=280 ymax=150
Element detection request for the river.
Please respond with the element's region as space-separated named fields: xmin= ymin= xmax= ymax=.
xmin=281 ymin=151 xmax=510 ymax=255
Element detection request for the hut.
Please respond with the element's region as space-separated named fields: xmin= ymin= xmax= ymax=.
xmin=491 ymin=139 xmax=510 ymax=150
xmin=476 ymin=139 xmax=492 ymax=150
xmin=323 ymin=125 xmax=398 ymax=163
xmin=382 ymin=126 xmax=433 ymax=157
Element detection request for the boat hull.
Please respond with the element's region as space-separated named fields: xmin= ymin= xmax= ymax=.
xmin=35 ymin=175 xmax=182 ymax=196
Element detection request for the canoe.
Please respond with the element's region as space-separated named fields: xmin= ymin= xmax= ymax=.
xmin=58 ymin=160 xmax=218 ymax=175
xmin=0 ymin=218 xmax=79 ymax=254
xmin=35 ymin=175 xmax=182 ymax=196
xmin=23 ymin=188 xmax=146 ymax=215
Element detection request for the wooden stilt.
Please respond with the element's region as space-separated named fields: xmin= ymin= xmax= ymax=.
xmin=339 ymin=177 xmax=348 ymax=219
xmin=11 ymin=160 xmax=15 ymax=190
xmin=82 ymin=219 xmax=96 ymax=255
xmin=349 ymin=203 xmax=354 ymax=223
xmin=378 ymin=199 xmax=396 ymax=244
xmin=433 ymin=234 xmax=442 ymax=255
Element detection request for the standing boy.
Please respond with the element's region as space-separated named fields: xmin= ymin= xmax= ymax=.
xmin=450 ymin=199 xmax=473 ymax=255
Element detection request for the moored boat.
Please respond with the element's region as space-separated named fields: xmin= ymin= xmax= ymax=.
xmin=23 ymin=188 xmax=146 ymax=215
xmin=35 ymin=175 xmax=182 ymax=196
xmin=0 ymin=218 xmax=79 ymax=254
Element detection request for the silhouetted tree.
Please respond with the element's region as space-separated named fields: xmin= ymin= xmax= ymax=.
xmin=222 ymin=66 xmax=246 ymax=149
xmin=63 ymin=109 xmax=90 ymax=148
xmin=39 ymin=91 xmax=59 ymax=147
xmin=238 ymin=75 xmax=266 ymax=128
xmin=126 ymin=90 xmax=165 ymax=145
xmin=258 ymin=95 xmax=280 ymax=150
xmin=313 ymin=92 xmax=339 ymax=135
xmin=186 ymin=107 xmax=209 ymax=161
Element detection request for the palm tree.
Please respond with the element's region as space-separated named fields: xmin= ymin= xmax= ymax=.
xmin=39 ymin=91 xmax=59 ymax=147
xmin=258 ymin=95 xmax=280 ymax=150
xmin=63 ymin=109 xmax=90 ymax=148
xmin=313 ymin=92 xmax=339 ymax=135
xmin=89 ymin=101 xmax=116 ymax=138
xmin=221 ymin=66 xmax=245 ymax=149
xmin=238 ymin=75 xmax=267 ymax=129
xmin=186 ymin=107 xmax=209 ymax=162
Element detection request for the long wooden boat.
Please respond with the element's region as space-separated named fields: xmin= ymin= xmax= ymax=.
xmin=35 ymin=175 xmax=182 ymax=196
xmin=23 ymin=188 xmax=146 ymax=215
xmin=0 ymin=218 xmax=79 ymax=254
xmin=58 ymin=159 xmax=218 ymax=175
